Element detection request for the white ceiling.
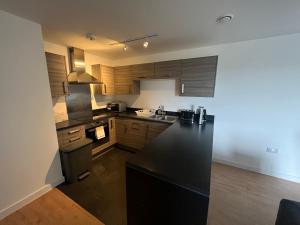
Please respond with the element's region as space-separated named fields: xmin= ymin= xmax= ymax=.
xmin=1 ymin=0 xmax=300 ymax=59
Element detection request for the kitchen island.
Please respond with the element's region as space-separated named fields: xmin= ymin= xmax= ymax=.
xmin=126 ymin=117 xmax=214 ymax=225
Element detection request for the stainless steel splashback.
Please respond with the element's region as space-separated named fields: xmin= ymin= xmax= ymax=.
xmin=66 ymin=84 xmax=93 ymax=121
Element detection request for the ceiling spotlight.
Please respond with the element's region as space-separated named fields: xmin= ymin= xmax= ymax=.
xmin=143 ymin=41 xmax=149 ymax=48
xmin=123 ymin=45 xmax=128 ymax=51
xmin=216 ymin=14 xmax=234 ymax=24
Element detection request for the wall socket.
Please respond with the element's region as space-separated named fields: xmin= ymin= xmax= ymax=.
xmin=266 ymin=147 xmax=279 ymax=154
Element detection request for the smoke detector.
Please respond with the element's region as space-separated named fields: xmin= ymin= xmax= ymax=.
xmin=86 ymin=33 xmax=96 ymax=41
xmin=216 ymin=14 xmax=234 ymax=24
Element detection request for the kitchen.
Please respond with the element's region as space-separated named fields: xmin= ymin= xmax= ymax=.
xmin=1 ymin=1 xmax=300 ymax=225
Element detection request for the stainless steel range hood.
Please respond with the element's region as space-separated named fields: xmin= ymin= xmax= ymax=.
xmin=67 ymin=47 xmax=102 ymax=84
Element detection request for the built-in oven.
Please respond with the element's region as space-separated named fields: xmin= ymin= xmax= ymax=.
xmin=85 ymin=118 xmax=109 ymax=149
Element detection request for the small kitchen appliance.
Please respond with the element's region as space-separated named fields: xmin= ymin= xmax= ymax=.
xmin=180 ymin=110 xmax=195 ymax=123
xmin=107 ymin=102 xmax=127 ymax=112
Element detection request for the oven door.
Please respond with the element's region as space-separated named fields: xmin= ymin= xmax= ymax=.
xmin=85 ymin=123 xmax=109 ymax=148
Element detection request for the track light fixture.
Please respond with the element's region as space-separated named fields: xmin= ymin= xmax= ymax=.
xmin=143 ymin=41 xmax=149 ymax=48
xmin=110 ymin=34 xmax=158 ymax=51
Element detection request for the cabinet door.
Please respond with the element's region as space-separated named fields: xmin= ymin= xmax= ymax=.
xmin=91 ymin=64 xmax=115 ymax=96
xmin=154 ymin=60 xmax=181 ymax=79
xmin=109 ymin=117 xmax=116 ymax=145
xmin=179 ymin=56 xmax=218 ymax=97
xmin=131 ymin=63 xmax=154 ymax=79
xmin=114 ymin=66 xmax=140 ymax=95
xmin=101 ymin=65 xmax=115 ymax=95
xmin=116 ymin=118 xmax=130 ymax=146
xmin=146 ymin=122 xmax=170 ymax=144
xmin=127 ymin=120 xmax=147 ymax=150
xmin=45 ymin=52 xmax=68 ymax=97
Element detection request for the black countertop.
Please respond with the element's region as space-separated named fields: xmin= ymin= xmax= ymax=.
xmin=55 ymin=112 xmax=116 ymax=131
xmin=56 ymin=111 xmax=175 ymax=130
xmin=126 ymin=119 xmax=214 ymax=197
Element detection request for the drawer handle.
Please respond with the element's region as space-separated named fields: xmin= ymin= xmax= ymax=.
xmin=69 ymin=137 xmax=80 ymax=143
xmin=181 ymin=83 xmax=185 ymax=94
xmin=68 ymin=129 xmax=81 ymax=134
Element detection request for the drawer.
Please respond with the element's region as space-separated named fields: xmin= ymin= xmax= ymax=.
xmin=62 ymin=135 xmax=84 ymax=145
xmin=57 ymin=125 xmax=86 ymax=147
xmin=62 ymin=125 xmax=85 ymax=137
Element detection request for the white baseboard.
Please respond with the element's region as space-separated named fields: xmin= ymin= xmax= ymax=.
xmin=0 ymin=176 xmax=65 ymax=220
xmin=213 ymin=157 xmax=300 ymax=184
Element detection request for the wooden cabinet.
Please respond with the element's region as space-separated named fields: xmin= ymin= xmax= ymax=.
xmin=154 ymin=60 xmax=181 ymax=79
xmin=116 ymin=118 xmax=147 ymax=150
xmin=88 ymin=56 xmax=218 ymax=97
xmin=115 ymin=118 xmax=171 ymax=150
xmin=131 ymin=63 xmax=155 ymax=79
xmin=127 ymin=120 xmax=148 ymax=149
xmin=177 ymin=56 xmax=218 ymax=97
xmin=145 ymin=122 xmax=170 ymax=144
xmin=91 ymin=64 xmax=115 ymax=95
xmin=57 ymin=125 xmax=85 ymax=148
xmin=116 ymin=118 xmax=130 ymax=146
xmin=45 ymin=52 xmax=69 ymax=98
xmin=114 ymin=66 xmax=140 ymax=95
xmin=109 ymin=117 xmax=116 ymax=145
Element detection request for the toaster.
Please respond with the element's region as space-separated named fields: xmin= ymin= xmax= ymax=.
xmin=180 ymin=110 xmax=195 ymax=123
xmin=107 ymin=102 xmax=127 ymax=112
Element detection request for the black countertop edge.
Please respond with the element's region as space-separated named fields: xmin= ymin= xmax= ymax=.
xmin=126 ymin=161 xmax=210 ymax=197
xmin=117 ymin=113 xmax=176 ymax=124
xmin=55 ymin=112 xmax=117 ymax=131
xmin=56 ymin=109 xmax=214 ymax=130
xmin=126 ymin=119 xmax=214 ymax=196
xmin=56 ymin=111 xmax=178 ymax=130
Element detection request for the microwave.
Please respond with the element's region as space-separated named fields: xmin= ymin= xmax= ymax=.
xmin=107 ymin=102 xmax=127 ymax=112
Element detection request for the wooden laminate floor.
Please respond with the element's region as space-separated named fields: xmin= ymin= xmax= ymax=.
xmin=1 ymin=149 xmax=300 ymax=225
xmin=208 ymin=163 xmax=300 ymax=225
xmin=0 ymin=188 xmax=104 ymax=225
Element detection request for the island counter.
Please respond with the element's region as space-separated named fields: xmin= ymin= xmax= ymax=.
xmin=126 ymin=117 xmax=214 ymax=225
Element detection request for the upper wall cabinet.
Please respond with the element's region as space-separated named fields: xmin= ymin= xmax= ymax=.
xmin=45 ymin=52 xmax=69 ymax=98
xmin=177 ymin=56 xmax=218 ymax=97
xmin=154 ymin=60 xmax=181 ymax=79
xmin=131 ymin=63 xmax=155 ymax=79
xmin=114 ymin=66 xmax=140 ymax=95
xmin=91 ymin=64 xmax=115 ymax=95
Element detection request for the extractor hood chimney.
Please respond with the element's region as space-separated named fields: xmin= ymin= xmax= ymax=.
xmin=67 ymin=47 xmax=102 ymax=84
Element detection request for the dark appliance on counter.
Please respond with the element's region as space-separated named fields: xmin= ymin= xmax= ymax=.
xmin=60 ymin=138 xmax=93 ymax=183
xmin=180 ymin=110 xmax=195 ymax=123
xmin=85 ymin=118 xmax=110 ymax=150
xmin=107 ymin=102 xmax=127 ymax=112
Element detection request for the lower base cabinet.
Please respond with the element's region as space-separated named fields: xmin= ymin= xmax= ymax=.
xmin=115 ymin=118 xmax=170 ymax=150
xmin=126 ymin=165 xmax=209 ymax=225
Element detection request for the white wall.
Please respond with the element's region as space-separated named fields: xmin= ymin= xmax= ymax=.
xmin=114 ymin=33 xmax=300 ymax=183
xmin=0 ymin=11 xmax=64 ymax=219
xmin=44 ymin=41 xmax=114 ymax=122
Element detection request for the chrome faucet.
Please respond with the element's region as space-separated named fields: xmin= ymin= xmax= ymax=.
xmin=157 ymin=105 xmax=165 ymax=116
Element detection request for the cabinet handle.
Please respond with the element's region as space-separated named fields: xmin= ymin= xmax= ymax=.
xmin=110 ymin=120 xmax=113 ymax=129
xmin=69 ymin=137 xmax=80 ymax=143
xmin=63 ymin=81 xmax=69 ymax=95
xmin=181 ymin=83 xmax=185 ymax=94
xmin=68 ymin=129 xmax=80 ymax=134
xmin=137 ymin=76 xmax=146 ymax=79
xmin=104 ymin=84 xmax=107 ymax=94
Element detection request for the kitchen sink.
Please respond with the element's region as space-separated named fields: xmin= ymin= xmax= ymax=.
xmin=148 ymin=115 xmax=178 ymax=123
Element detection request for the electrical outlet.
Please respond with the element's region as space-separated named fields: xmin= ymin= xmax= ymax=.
xmin=266 ymin=147 xmax=279 ymax=154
